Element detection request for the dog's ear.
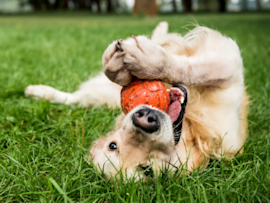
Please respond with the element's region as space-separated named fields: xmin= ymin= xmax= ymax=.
xmin=90 ymin=137 xmax=107 ymax=160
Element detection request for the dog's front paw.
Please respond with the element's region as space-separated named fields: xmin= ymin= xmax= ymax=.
xmin=25 ymin=85 xmax=56 ymax=101
xmin=102 ymin=36 xmax=168 ymax=86
xmin=102 ymin=39 xmax=133 ymax=86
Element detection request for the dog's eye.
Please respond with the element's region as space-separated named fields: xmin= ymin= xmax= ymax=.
xmin=141 ymin=166 xmax=153 ymax=177
xmin=108 ymin=142 xmax=117 ymax=150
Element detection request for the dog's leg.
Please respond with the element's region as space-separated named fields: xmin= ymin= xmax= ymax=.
xmin=25 ymin=84 xmax=78 ymax=105
xmin=103 ymin=26 xmax=243 ymax=87
xmin=25 ymin=73 xmax=121 ymax=108
xmin=151 ymin=21 xmax=168 ymax=40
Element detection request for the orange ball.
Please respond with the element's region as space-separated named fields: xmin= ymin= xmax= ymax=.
xmin=121 ymin=79 xmax=170 ymax=114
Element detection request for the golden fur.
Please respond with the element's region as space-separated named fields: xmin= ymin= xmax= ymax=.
xmin=25 ymin=22 xmax=248 ymax=179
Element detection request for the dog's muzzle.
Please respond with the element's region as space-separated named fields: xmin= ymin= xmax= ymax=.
xmin=131 ymin=85 xmax=188 ymax=145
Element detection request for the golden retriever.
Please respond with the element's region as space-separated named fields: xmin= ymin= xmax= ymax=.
xmin=25 ymin=22 xmax=248 ymax=179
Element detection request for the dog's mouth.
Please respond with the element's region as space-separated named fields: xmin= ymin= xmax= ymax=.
xmin=167 ymin=85 xmax=188 ymax=145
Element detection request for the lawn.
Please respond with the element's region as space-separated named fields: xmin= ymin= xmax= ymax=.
xmin=0 ymin=13 xmax=270 ymax=202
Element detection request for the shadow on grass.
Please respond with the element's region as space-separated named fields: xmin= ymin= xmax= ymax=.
xmin=1 ymin=90 xmax=25 ymax=99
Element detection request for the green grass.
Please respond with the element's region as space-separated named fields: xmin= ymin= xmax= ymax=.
xmin=0 ymin=13 xmax=270 ymax=202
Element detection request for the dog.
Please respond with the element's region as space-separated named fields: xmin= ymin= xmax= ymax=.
xmin=25 ymin=22 xmax=249 ymax=179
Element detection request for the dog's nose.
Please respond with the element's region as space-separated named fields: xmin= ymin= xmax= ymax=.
xmin=132 ymin=109 xmax=159 ymax=133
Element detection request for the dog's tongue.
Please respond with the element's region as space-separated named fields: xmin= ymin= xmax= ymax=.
xmin=167 ymin=88 xmax=182 ymax=123
xmin=168 ymin=100 xmax=181 ymax=123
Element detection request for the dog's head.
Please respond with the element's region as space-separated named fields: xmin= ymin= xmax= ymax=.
xmin=90 ymin=86 xmax=188 ymax=179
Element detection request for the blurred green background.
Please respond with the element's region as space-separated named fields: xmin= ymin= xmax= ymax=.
xmin=0 ymin=0 xmax=270 ymax=14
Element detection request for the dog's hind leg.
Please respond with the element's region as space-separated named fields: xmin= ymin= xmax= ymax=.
xmin=25 ymin=73 xmax=121 ymax=108
xmin=151 ymin=21 xmax=168 ymax=40
xmin=25 ymin=84 xmax=79 ymax=105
